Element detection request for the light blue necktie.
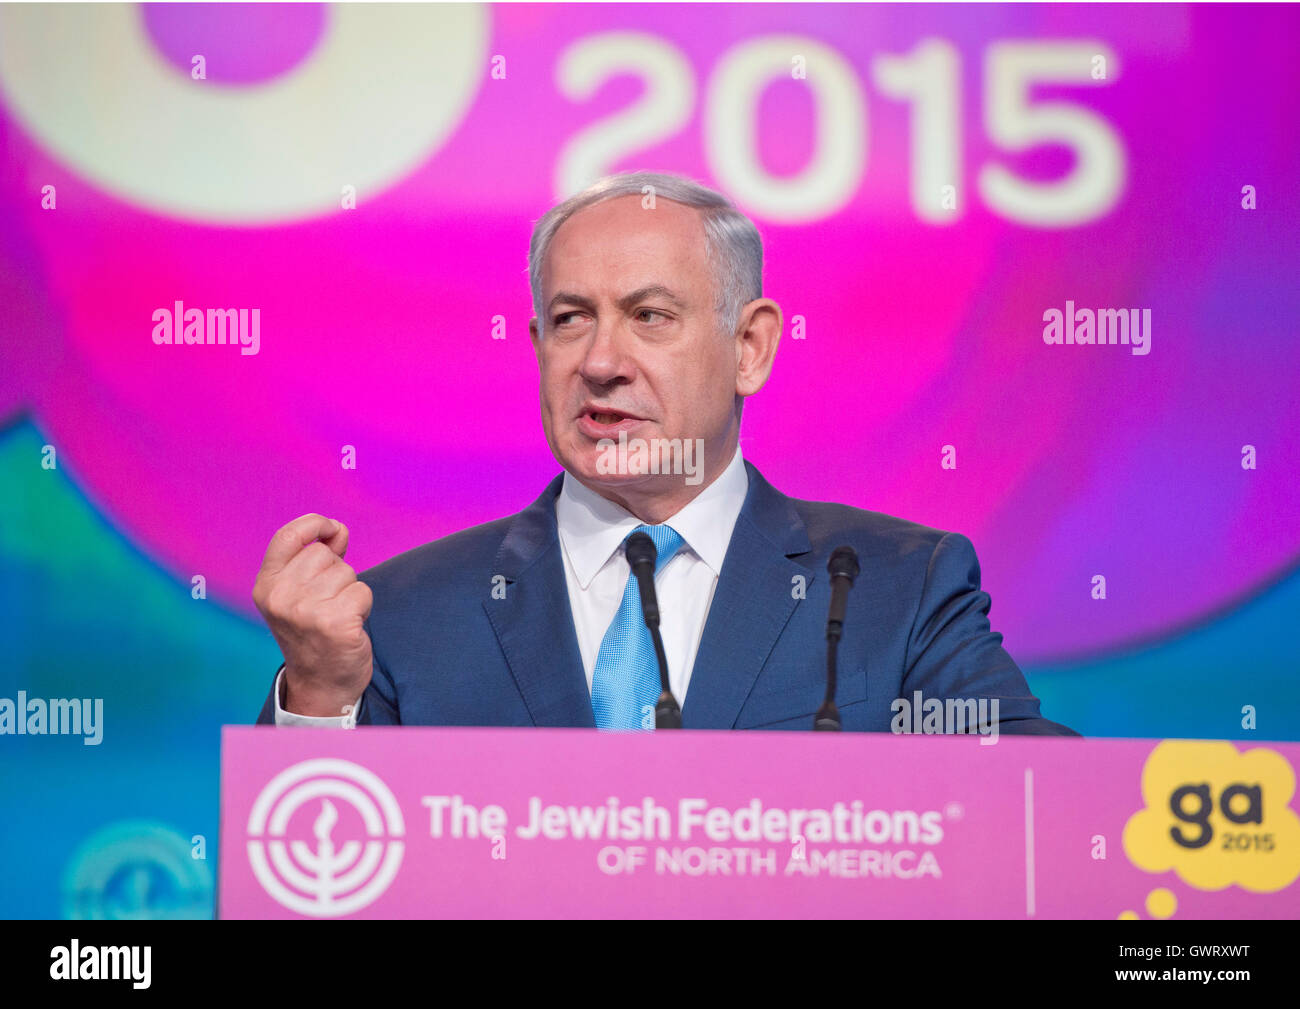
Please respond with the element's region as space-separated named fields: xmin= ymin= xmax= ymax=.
xmin=590 ymin=524 xmax=685 ymax=731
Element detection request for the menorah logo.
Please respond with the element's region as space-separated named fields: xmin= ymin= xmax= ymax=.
xmin=247 ymin=758 xmax=405 ymax=917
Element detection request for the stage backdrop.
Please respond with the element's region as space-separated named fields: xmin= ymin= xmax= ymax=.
xmin=1 ymin=3 xmax=1297 ymax=918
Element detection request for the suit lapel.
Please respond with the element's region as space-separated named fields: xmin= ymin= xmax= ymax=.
xmin=681 ymin=462 xmax=814 ymax=729
xmin=482 ymin=475 xmax=596 ymax=727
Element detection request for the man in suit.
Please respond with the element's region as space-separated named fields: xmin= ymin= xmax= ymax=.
xmin=253 ymin=171 xmax=1076 ymax=735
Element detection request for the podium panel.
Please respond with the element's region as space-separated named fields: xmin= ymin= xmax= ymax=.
xmin=219 ymin=727 xmax=1300 ymax=918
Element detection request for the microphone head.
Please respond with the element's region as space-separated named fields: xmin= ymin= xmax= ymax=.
xmin=625 ymin=531 xmax=658 ymax=570
xmin=828 ymin=545 xmax=860 ymax=582
xmin=813 ymin=702 xmax=842 ymax=732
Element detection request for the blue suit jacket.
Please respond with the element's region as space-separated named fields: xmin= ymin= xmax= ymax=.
xmin=257 ymin=462 xmax=1076 ymax=734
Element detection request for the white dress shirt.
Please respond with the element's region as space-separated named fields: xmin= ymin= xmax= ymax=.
xmin=274 ymin=447 xmax=750 ymax=726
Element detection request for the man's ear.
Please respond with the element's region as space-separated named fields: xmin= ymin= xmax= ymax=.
xmin=529 ymin=317 xmax=542 ymax=367
xmin=735 ymin=299 xmax=782 ymax=397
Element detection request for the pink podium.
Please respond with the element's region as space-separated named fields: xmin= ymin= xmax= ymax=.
xmin=219 ymin=727 xmax=1300 ymax=918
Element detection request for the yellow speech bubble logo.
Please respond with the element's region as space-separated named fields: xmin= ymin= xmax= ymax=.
xmin=1123 ymin=741 xmax=1300 ymax=893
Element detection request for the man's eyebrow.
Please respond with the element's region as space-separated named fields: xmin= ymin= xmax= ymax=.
xmin=617 ymin=285 xmax=686 ymax=311
xmin=548 ymin=291 xmax=596 ymax=314
xmin=547 ymin=286 xmax=687 ymax=315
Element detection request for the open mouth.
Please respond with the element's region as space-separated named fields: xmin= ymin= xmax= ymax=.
xmin=582 ymin=406 xmax=641 ymax=427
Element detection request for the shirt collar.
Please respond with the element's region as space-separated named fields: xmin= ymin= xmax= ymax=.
xmin=556 ymin=445 xmax=749 ymax=589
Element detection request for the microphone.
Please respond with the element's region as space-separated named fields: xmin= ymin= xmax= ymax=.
xmin=625 ymin=531 xmax=682 ymax=729
xmin=815 ymin=545 xmax=860 ymax=731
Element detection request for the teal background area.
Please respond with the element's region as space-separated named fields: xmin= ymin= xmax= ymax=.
xmin=0 ymin=417 xmax=278 ymax=918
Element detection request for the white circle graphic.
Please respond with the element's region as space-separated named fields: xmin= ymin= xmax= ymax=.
xmin=0 ymin=4 xmax=488 ymax=223
xmin=247 ymin=758 xmax=405 ymax=918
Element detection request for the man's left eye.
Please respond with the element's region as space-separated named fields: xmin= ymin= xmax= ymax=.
xmin=637 ymin=309 xmax=666 ymax=322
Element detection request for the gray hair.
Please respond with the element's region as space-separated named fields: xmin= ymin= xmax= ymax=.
xmin=528 ymin=171 xmax=764 ymax=337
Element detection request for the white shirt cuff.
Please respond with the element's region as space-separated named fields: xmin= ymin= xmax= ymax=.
xmin=272 ymin=667 xmax=361 ymax=728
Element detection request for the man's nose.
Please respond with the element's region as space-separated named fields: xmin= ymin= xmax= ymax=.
xmin=579 ymin=320 xmax=635 ymax=386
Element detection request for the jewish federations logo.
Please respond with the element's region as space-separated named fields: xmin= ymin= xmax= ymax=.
xmin=247 ymin=758 xmax=405 ymax=917
xmin=63 ymin=821 xmax=212 ymax=919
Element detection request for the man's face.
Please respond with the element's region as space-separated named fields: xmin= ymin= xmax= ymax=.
xmin=530 ymin=195 xmax=741 ymax=500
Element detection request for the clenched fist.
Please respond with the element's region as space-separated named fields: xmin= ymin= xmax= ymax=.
xmin=252 ymin=513 xmax=374 ymax=717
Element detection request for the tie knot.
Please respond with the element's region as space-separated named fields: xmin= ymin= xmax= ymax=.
xmin=627 ymin=524 xmax=684 ymax=572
